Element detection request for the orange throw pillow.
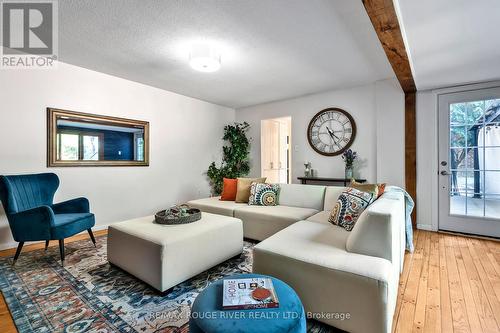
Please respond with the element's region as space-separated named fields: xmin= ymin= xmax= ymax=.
xmin=220 ymin=178 xmax=238 ymax=201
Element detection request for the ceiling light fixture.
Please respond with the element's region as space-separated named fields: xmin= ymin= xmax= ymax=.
xmin=189 ymin=43 xmax=221 ymax=73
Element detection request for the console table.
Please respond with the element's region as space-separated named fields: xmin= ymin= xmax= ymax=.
xmin=297 ymin=177 xmax=366 ymax=186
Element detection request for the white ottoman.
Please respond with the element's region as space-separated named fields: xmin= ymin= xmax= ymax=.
xmin=107 ymin=212 xmax=243 ymax=292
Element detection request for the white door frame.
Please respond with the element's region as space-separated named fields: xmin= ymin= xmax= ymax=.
xmin=437 ymin=86 xmax=500 ymax=237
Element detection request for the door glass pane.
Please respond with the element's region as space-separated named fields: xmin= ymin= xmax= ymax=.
xmin=450 ymin=126 xmax=473 ymax=148
xmin=450 ymin=192 xmax=466 ymax=216
xmin=466 ymin=192 xmax=484 ymax=217
xmin=450 ymin=148 xmax=475 ymax=169
xmin=485 ymin=194 xmax=500 ymax=218
xmin=60 ymin=134 xmax=79 ymax=160
xmin=83 ymin=135 xmax=99 ymax=160
xmin=450 ymin=102 xmax=468 ymax=125
xmin=449 ymin=99 xmax=500 ymax=218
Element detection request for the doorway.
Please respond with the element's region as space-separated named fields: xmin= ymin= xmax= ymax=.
xmin=438 ymin=86 xmax=500 ymax=237
xmin=261 ymin=117 xmax=291 ymax=184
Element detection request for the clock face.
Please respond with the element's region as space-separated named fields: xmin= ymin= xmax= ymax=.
xmin=307 ymin=108 xmax=356 ymax=156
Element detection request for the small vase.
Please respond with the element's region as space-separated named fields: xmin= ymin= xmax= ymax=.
xmin=345 ymin=166 xmax=353 ymax=180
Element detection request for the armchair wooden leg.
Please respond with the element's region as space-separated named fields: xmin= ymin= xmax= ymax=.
xmin=87 ymin=229 xmax=96 ymax=247
xmin=12 ymin=242 xmax=24 ymax=265
xmin=45 ymin=240 xmax=49 ymax=251
xmin=58 ymin=239 xmax=65 ymax=266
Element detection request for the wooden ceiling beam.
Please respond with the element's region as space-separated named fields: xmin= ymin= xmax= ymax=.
xmin=362 ymin=0 xmax=417 ymax=226
xmin=362 ymin=0 xmax=416 ymax=94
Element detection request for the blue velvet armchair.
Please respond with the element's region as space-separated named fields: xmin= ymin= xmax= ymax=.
xmin=0 ymin=173 xmax=96 ymax=265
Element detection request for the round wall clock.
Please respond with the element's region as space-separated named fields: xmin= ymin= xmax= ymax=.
xmin=307 ymin=108 xmax=356 ymax=156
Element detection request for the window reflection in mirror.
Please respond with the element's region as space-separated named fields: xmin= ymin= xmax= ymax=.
xmin=48 ymin=108 xmax=149 ymax=167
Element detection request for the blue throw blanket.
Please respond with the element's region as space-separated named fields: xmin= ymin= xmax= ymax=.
xmin=384 ymin=186 xmax=415 ymax=252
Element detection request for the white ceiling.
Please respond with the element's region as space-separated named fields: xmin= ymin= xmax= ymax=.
xmin=58 ymin=0 xmax=394 ymax=108
xmin=396 ymin=0 xmax=500 ymax=90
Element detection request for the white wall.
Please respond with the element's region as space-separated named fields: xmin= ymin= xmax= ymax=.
xmin=236 ymin=78 xmax=405 ymax=187
xmin=375 ymin=79 xmax=406 ymax=187
xmin=0 ymin=62 xmax=234 ymax=250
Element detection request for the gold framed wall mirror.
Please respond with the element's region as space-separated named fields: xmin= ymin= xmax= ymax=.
xmin=47 ymin=108 xmax=150 ymax=167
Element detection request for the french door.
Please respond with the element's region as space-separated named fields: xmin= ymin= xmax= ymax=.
xmin=438 ymin=87 xmax=500 ymax=237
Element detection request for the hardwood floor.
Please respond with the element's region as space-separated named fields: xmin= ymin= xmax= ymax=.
xmin=393 ymin=230 xmax=500 ymax=333
xmin=0 ymin=229 xmax=498 ymax=332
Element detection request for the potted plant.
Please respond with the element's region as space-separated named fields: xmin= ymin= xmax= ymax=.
xmin=207 ymin=122 xmax=251 ymax=195
xmin=342 ymin=149 xmax=357 ymax=179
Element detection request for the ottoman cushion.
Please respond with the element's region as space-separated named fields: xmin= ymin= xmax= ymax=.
xmin=189 ymin=274 xmax=306 ymax=333
xmin=108 ymin=212 xmax=243 ymax=292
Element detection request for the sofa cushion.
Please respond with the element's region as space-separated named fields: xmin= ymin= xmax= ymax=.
xmin=233 ymin=205 xmax=318 ymax=241
xmin=278 ymin=183 xmax=325 ymax=210
xmin=323 ymin=186 xmax=347 ymax=211
xmin=252 ymin=220 xmax=395 ymax=333
xmin=187 ymin=197 xmax=247 ymax=217
xmin=305 ymin=210 xmax=331 ymax=224
xmin=329 ymin=188 xmax=375 ymax=231
xmin=248 ymin=183 xmax=280 ymax=206
xmin=254 ymin=220 xmax=390 ymax=278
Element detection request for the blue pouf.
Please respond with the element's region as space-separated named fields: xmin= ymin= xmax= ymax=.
xmin=189 ymin=274 xmax=306 ymax=333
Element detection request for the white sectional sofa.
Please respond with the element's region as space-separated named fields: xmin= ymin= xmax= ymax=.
xmin=188 ymin=184 xmax=406 ymax=333
xmin=189 ymin=183 xmax=325 ymax=240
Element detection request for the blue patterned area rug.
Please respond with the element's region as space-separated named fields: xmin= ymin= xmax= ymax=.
xmin=0 ymin=235 xmax=336 ymax=333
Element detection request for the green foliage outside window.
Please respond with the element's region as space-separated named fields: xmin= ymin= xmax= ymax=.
xmin=449 ymin=101 xmax=486 ymax=170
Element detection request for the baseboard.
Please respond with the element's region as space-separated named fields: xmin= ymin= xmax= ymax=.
xmin=0 ymin=223 xmax=110 ymax=251
xmin=416 ymin=223 xmax=435 ymax=231
xmin=438 ymin=229 xmax=499 ymax=241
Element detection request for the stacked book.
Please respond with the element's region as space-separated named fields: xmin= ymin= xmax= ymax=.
xmin=222 ymin=277 xmax=279 ymax=310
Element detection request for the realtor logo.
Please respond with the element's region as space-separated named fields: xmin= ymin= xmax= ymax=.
xmin=1 ymin=0 xmax=58 ymax=68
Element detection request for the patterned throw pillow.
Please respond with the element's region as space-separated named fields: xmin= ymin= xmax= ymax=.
xmin=329 ymin=188 xmax=375 ymax=231
xmin=248 ymin=183 xmax=280 ymax=206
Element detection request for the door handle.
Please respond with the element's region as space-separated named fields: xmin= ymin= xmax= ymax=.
xmin=440 ymin=170 xmax=451 ymax=176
